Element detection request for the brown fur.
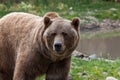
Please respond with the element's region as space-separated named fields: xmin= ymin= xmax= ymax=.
xmin=0 ymin=12 xmax=80 ymax=80
xmin=43 ymin=12 xmax=60 ymax=19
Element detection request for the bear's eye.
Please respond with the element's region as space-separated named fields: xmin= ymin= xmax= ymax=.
xmin=51 ymin=33 xmax=56 ymax=36
xmin=62 ymin=32 xmax=67 ymax=36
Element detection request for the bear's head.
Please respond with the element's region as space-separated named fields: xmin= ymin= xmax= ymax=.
xmin=42 ymin=17 xmax=80 ymax=58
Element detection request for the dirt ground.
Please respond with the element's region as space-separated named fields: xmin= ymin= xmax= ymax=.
xmin=80 ymin=19 xmax=120 ymax=33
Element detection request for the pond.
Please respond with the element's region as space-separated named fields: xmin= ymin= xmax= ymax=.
xmin=76 ymin=36 xmax=120 ymax=59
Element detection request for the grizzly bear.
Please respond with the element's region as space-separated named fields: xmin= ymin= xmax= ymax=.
xmin=0 ymin=12 xmax=80 ymax=80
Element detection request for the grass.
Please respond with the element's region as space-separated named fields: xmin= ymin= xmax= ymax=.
xmin=0 ymin=1 xmax=120 ymax=20
xmin=36 ymin=57 xmax=120 ymax=80
xmin=71 ymin=57 xmax=120 ymax=80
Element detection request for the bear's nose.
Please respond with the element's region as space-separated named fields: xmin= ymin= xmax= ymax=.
xmin=54 ymin=43 xmax=62 ymax=52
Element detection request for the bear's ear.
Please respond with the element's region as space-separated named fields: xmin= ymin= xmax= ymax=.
xmin=71 ymin=17 xmax=80 ymax=31
xmin=44 ymin=17 xmax=52 ymax=28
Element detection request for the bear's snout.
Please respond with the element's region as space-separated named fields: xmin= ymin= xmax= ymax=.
xmin=54 ymin=42 xmax=62 ymax=52
xmin=53 ymin=35 xmax=65 ymax=53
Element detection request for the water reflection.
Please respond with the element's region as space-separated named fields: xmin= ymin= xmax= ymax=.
xmin=76 ymin=36 xmax=120 ymax=59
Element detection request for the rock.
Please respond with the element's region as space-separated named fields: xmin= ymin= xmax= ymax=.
xmin=100 ymin=19 xmax=120 ymax=30
xmin=68 ymin=75 xmax=73 ymax=80
xmin=89 ymin=54 xmax=98 ymax=60
xmin=81 ymin=72 xmax=87 ymax=76
xmin=106 ymin=76 xmax=118 ymax=80
xmin=72 ymin=50 xmax=98 ymax=61
xmin=80 ymin=23 xmax=100 ymax=32
xmin=72 ymin=50 xmax=89 ymax=59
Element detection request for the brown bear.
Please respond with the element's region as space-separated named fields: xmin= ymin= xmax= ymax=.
xmin=0 ymin=12 xmax=80 ymax=80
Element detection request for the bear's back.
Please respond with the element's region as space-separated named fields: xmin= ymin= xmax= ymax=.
xmin=0 ymin=12 xmax=43 ymax=53
xmin=0 ymin=12 xmax=42 ymax=32
xmin=0 ymin=12 xmax=44 ymax=75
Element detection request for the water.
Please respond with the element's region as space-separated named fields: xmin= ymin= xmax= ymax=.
xmin=76 ymin=36 xmax=120 ymax=59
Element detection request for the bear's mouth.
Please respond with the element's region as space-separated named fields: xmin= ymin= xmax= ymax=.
xmin=54 ymin=47 xmax=64 ymax=54
xmin=53 ymin=43 xmax=65 ymax=54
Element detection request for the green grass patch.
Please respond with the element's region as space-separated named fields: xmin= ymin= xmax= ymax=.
xmin=36 ymin=57 xmax=120 ymax=80
xmin=0 ymin=11 xmax=10 ymax=18
xmin=0 ymin=1 xmax=120 ymax=20
xmin=93 ymin=9 xmax=120 ymax=20
xmin=70 ymin=57 xmax=120 ymax=80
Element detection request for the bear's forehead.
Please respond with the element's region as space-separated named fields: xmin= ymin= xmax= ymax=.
xmin=46 ymin=18 xmax=76 ymax=33
xmin=49 ymin=22 xmax=72 ymax=32
xmin=47 ymin=22 xmax=75 ymax=34
xmin=51 ymin=19 xmax=71 ymax=28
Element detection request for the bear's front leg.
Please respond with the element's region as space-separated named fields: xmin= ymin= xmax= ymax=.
xmin=13 ymin=58 xmax=27 ymax=80
xmin=0 ymin=73 xmax=3 ymax=80
xmin=13 ymin=52 xmax=36 ymax=80
xmin=46 ymin=57 xmax=71 ymax=80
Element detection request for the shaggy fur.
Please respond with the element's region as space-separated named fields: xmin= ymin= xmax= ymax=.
xmin=0 ymin=12 xmax=80 ymax=80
